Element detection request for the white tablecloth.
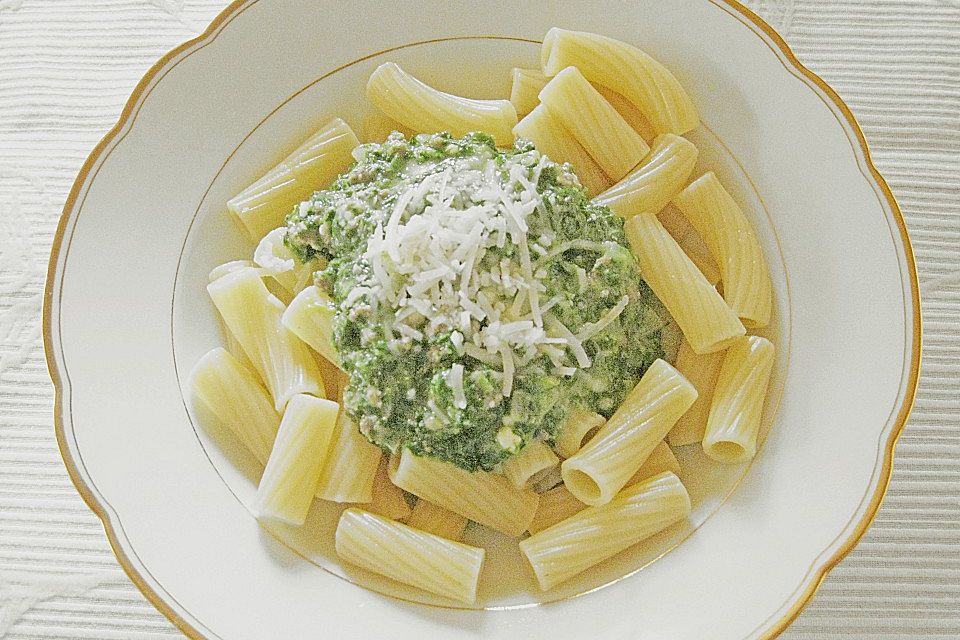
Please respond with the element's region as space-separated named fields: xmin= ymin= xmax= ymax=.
xmin=1 ymin=1 xmax=957 ymax=637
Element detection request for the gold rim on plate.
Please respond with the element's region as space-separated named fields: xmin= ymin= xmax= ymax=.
xmin=43 ymin=1 xmax=922 ymax=638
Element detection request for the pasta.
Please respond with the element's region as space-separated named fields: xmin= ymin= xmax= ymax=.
xmin=561 ymin=359 xmax=697 ymax=506
xmin=253 ymin=394 xmax=339 ymax=526
xmin=538 ymin=66 xmax=650 ymax=181
xmin=367 ymin=62 xmax=517 ymax=146
xmin=314 ymin=409 xmax=383 ymax=503
xmin=527 ymin=485 xmax=585 ymax=535
xmin=624 ymin=214 xmax=745 ymax=354
xmin=667 ymin=340 xmax=726 ymax=446
xmin=509 ymin=67 xmax=548 ymax=118
xmin=227 ymin=118 xmax=359 ymax=241
xmin=555 ymin=408 xmax=606 ymax=459
xmin=627 ymin=440 xmax=682 ymax=484
xmin=363 ymin=457 xmax=413 ymax=521
xmin=678 ymin=227 xmax=722 ymax=285
xmin=281 ymin=285 xmax=342 ymax=370
xmin=513 ymin=104 xmax=610 ymax=196
xmin=405 ymin=499 xmax=468 ymax=541
xmin=193 ymin=26 xmax=784 ymax=600
xmin=207 ymin=267 xmax=325 ymax=410
xmin=253 ymin=227 xmax=319 ymax=298
xmin=703 ymin=336 xmax=775 ymax=463
xmin=335 ymin=508 xmax=484 ymax=604
xmin=520 ymin=471 xmax=691 ymax=590
xmin=541 ymin=28 xmax=699 ymax=135
xmin=593 ymin=133 xmax=699 ymax=218
xmin=500 ymin=441 xmax=560 ymax=488
xmin=657 ymin=203 xmax=691 ymax=241
xmin=187 ymin=347 xmax=279 ymax=465
xmin=673 ymin=172 xmax=773 ymax=327
xmin=390 ymin=449 xmax=539 ymax=537
xmin=592 ymin=83 xmax=657 ymax=144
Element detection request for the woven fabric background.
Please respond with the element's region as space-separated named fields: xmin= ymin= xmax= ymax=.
xmin=0 ymin=0 xmax=957 ymax=637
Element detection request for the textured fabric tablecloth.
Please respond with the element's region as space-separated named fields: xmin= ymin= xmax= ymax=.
xmin=1 ymin=1 xmax=957 ymax=637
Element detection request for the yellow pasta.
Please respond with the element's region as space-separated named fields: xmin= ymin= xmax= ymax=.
xmin=679 ymin=227 xmax=722 ymax=285
xmin=335 ymin=508 xmax=484 ymax=604
xmin=626 ymin=440 xmax=681 ymax=485
xmin=539 ymin=66 xmax=650 ymax=181
xmin=227 ymin=118 xmax=359 ymax=241
xmin=500 ymin=441 xmax=560 ymax=488
xmin=703 ymin=336 xmax=775 ymax=463
xmin=366 ymin=62 xmax=517 ymax=146
xmin=541 ymin=28 xmax=699 ymax=135
xmin=509 ymin=67 xmax=548 ymax=118
xmin=512 ymin=105 xmax=610 ymax=196
xmin=555 ymin=408 xmax=606 ymax=459
xmin=280 ymin=285 xmax=342 ymax=370
xmin=358 ymin=112 xmax=412 ymax=143
xmin=624 ymin=214 xmax=745 ymax=354
xmin=390 ymin=449 xmax=539 ymax=537
xmin=673 ymin=172 xmax=773 ymax=327
xmin=253 ymin=394 xmax=339 ymax=526
xmin=405 ymin=499 xmax=468 ymax=541
xmin=561 ymin=359 xmax=696 ymax=506
xmin=527 ymin=485 xmax=586 ymax=535
xmin=593 ymin=83 xmax=657 ymax=144
xmin=207 ymin=268 xmax=325 ymax=410
xmin=657 ymin=203 xmax=690 ymax=241
xmin=187 ymin=347 xmax=280 ymax=465
xmin=667 ymin=340 xmax=726 ymax=446
xmin=208 ymin=259 xmax=257 ymax=282
xmin=593 ymin=134 xmax=699 ymax=218
xmin=253 ymin=227 xmax=320 ymax=298
xmin=363 ymin=457 xmax=412 ymax=521
xmin=314 ymin=409 xmax=383 ymax=503
xmin=520 ymin=471 xmax=691 ymax=590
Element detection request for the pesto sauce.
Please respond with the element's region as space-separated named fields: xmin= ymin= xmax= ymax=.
xmin=285 ymin=132 xmax=667 ymax=472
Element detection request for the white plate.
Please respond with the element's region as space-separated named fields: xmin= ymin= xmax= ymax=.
xmin=44 ymin=1 xmax=921 ymax=638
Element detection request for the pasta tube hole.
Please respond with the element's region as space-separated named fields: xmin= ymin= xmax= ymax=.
xmin=563 ymin=469 xmax=602 ymax=503
xmin=704 ymin=441 xmax=748 ymax=464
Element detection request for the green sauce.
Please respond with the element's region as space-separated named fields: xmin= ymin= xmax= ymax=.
xmin=285 ymin=132 xmax=669 ymax=472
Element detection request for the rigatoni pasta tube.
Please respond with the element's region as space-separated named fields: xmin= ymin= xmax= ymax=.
xmin=281 ymin=285 xmax=342 ymax=370
xmin=405 ymin=499 xmax=468 ymax=541
xmin=624 ymin=214 xmax=745 ymax=354
xmin=253 ymin=394 xmax=339 ymax=526
xmin=555 ymin=408 xmax=605 ymax=459
xmin=539 ymin=66 xmax=649 ymax=181
xmin=679 ymin=228 xmax=721 ymax=285
xmin=703 ymin=336 xmax=775 ymax=463
xmin=187 ymin=347 xmax=279 ymax=465
xmin=513 ymin=105 xmax=609 ymax=196
xmin=314 ymin=410 xmax=382 ymax=503
xmin=390 ymin=449 xmax=539 ymax=537
xmin=657 ymin=203 xmax=690 ymax=241
xmin=366 ymin=62 xmax=517 ymax=146
xmin=593 ymin=134 xmax=699 ymax=218
xmin=500 ymin=441 xmax=559 ymax=488
xmin=561 ymin=359 xmax=696 ymax=506
xmin=509 ymin=67 xmax=548 ymax=118
xmin=668 ymin=340 xmax=726 ymax=446
xmin=227 ymin=118 xmax=359 ymax=241
xmin=520 ymin=471 xmax=691 ymax=590
xmin=673 ymin=172 xmax=773 ymax=327
xmin=335 ymin=508 xmax=484 ymax=604
xmin=528 ymin=485 xmax=586 ymax=535
xmin=593 ymin=83 xmax=657 ymax=144
xmin=207 ymin=268 xmax=325 ymax=410
xmin=363 ymin=457 xmax=412 ymax=521
xmin=626 ymin=440 xmax=681 ymax=485
xmin=541 ymin=28 xmax=699 ymax=135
